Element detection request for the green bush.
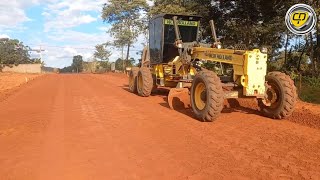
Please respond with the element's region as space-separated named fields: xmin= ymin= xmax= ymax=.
xmin=302 ymin=76 xmax=320 ymax=88
xmin=298 ymin=76 xmax=320 ymax=104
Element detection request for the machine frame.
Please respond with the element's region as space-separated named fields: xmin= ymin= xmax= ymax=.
xmin=129 ymin=13 xmax=297 ymax=121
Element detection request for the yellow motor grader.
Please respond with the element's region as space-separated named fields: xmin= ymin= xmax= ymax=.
xmin=128 ymin=14 xmax=297 ymax=122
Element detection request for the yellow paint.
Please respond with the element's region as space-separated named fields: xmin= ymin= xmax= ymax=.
xmin=152 ymin=47 xmax=268 ymax=97
xmin=194 ymin=82 xmax=206 ymax=110
xmin=290 ymin=11 xmax=309 ymax=28
xmin=164 ymin=19 xmax=198 ymax=27
xmin=191 ymin=47 xmax=267 ymax=97
xmin=191 ymin=47 xmax=244 ymax=65
xmin=189 ymin=67 xmax=197 ymax=76
xmin=191 ymin=47 xmax=245 ymax=82
xmin=154 ymin=64 xmax=164 ymax=78
xmin=242 ymin=49 xmax=267 ymax=96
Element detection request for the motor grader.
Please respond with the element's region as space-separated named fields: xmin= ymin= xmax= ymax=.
xmin=128 ymin=14 xmax=297 ymax=122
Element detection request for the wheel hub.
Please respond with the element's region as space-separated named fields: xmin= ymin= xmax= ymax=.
xmin=200 ymin=91 xmax=207 ymax=102
xmin=262 ymin=83 xmax=279 ymax=107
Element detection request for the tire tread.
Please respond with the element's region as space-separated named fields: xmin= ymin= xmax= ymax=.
xmin=260 ymin=72 xmax=297 ymax=119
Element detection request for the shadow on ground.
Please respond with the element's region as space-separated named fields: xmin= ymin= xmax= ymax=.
xmin=160 ymin=97 xmax=263 ymax=121
xmin=120 ymin=84 xmax=320 ymax=128
xmin=121 ymin=84 xmax=262 ymax=121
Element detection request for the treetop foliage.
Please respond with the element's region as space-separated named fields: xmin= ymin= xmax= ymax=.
xmin=0 ymin=38 xmax=40 ymax=67
xmin=94 ymin=43 xmax=111 ymax=62
xmin=101 ymin=0 xmax=149 ymax=70
xmin=148 ymin=0 xmax=320 ymax=75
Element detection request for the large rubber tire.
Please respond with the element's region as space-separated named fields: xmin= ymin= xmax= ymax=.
xmin=259 ymin=71 xmax=297 ymax=119
xmin=128 ymin=67 xmax=139 ymax=93
xmin=137 ymin=67 xmax=153 ymax=97
xmin=190 ymin=71 xmax=224 ymax=122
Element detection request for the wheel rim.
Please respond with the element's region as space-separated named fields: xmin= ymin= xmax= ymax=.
xmin=265 ymin=82 xmax=280 ymax=109
xmin=138 ymin=73 xmax=143 ymax=92
xmin=194 ymin=82 xmax=206 ymax=110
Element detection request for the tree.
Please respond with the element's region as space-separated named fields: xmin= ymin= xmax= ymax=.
xmin=207 ymin=1 xmax=295 ymax=50
xmin=72 ymin=55 xmax=84 ymax=73
xmin=101 ymin=0 xmax=148 ymax=72
xmin=147 ymin=1 xmax=320 ymax=75
xmin=30 ymin=58 xmax=43 ymax=64
xmin=0 ymin=38 xmax=31 ymax=67
xmin=149 ymin=0 xmax=195 ymax=16
xmin=309 ymin=1 xmax=320 ymax=74
xmin=94 ymin=43 xmax=111 ymax=62
xmin=94 ymin=43 xmax=112 ymax=71
xmin=115 ymin=57 xmax=135 ymax=71
xmin=150 ymin=0 xmax=294 ymax=50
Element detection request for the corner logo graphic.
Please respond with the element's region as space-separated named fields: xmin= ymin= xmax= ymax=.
xmin=286 ymin=4 xmax=317 ymax=35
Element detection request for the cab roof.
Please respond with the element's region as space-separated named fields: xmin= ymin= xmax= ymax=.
xmin=151 ymin=14 xmax=202 ymax=21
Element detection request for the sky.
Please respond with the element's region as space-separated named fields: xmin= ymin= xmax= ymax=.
xmin=0 ymin=0 xmax=149 ymax=68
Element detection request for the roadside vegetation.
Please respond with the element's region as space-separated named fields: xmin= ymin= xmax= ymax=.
xmin=297 ymin=76 xmax=320 ymax=104
xmin=0 ymin=38 xmax=42 ymax=70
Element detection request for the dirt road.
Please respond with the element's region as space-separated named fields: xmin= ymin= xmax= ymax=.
xmin=0 ymin=74 xmax=320 ymax=179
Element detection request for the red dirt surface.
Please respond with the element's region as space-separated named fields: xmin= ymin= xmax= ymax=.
xmin=0 ymin=73 xmax=319 ymax=179
xmin=0 ymin=73 xmax=42 ymax=101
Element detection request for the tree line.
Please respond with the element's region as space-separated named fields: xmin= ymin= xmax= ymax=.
xmin=59 ymin=54 xmax=135 ymax=73
xmin=98 ymin=0 xmax=320 ymax=76
xmin=0 ymin=38 xmax=42 ymax=69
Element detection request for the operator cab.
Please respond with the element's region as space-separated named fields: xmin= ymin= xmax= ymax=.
xmin=149 ymin=14 xmax=202 ymax=64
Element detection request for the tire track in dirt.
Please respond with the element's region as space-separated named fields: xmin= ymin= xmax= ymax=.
xmin=38 ymin=76 xmax=66 ymax=180
xmin=0 ymin=75 xmax=61 ymax=179
xmin=86 ymin=74 xmax=320 ymax=179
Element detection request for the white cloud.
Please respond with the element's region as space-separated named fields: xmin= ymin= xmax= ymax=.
xmin=27 ymin=29 xmax=112 ymax=68
xmin=48 ymin=30 xmax=112 ymax=44
xmin=44 ymin=14 xmax=97 ymax=32
xmin=0 ymin=0 xmax=149 ymax=68
xmin=32 ymin=30 xmax=146 ymax=68
xmin=0 ymin=34 xmax=10 ymax=39
xmin=0 ymin=0 xmax=56 ymax=30
xmin=29 ymin=45 xmax=80 ymax=68
xmin=97 ymin=26 xmax=110 ymax=32
xmin=63 ymin=46 xmax=78 ymax=55
xmin=43 ymin=0 xmax=105 ymax=32
xmin=0 ymin=1 xmax=32 ymax=30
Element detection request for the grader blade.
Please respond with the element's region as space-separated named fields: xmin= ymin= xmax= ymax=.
xmin=167 ymin=88 xmax=190 ymax=110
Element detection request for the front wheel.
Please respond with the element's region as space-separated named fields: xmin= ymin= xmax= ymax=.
xmin=258 ymin=71 xmax=297 ymax=119
xmin=137 ymin=67 xmax=153 ymax=97
xmin=190 ymin=71 xmax=224 ymax=122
